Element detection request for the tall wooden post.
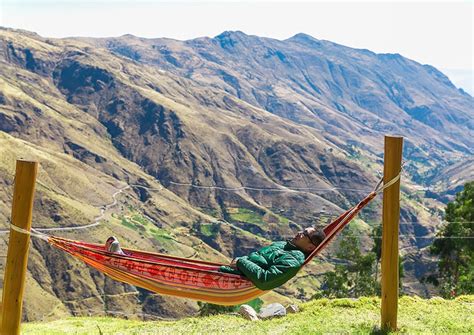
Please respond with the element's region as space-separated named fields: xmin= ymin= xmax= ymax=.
xmin=380 ymin=136 xmax=403 ymax=331
xmin=1 ymin=160 xmax=38 ymax=335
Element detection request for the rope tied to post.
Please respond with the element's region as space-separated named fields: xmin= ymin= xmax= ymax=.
xmin=8 ymin=223 xmax=49 ymax=241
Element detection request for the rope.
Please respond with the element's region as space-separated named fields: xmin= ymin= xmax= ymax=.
xmin=4 ymin=218 xmax=458 ymax=234
xmin=169 ymin=180 xmax=375 ymax=193
xmin=0 ymin=185 xmax=130 ymax=235
xmin=166 ymin=162 xmax=405 ymax=195
xmin=8 ymin=223 xmax=49 ymax=241
xmin=32 ymin=222 xmax=101 ymax=232
xmin=372 ymin=164 xmax=403 ymax=194
xmin=0 ymin=172 xmax=401 ymax=237
xmin=0 ymin=172 xmax=403 ymax=241
xmin=276 ymin=233 xmax=474 ymax=239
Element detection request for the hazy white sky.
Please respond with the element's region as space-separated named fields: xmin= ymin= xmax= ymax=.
xmin=1 ymin=1 xmax=473 ymax=94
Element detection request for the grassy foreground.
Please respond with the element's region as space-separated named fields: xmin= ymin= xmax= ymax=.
xmin=23 ymin=296 xmax=473 ymax=334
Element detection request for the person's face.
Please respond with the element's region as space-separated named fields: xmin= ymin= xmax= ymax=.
xmin=292 ymin=227 xmax=318 ymax=253
xmin=105 ymin=237 xmax=115 ymax=250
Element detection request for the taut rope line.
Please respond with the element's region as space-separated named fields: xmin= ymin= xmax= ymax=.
xmin=4 ymin=173 xmax=401 ymax=240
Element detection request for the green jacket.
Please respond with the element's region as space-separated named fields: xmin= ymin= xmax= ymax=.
xmin=220 ymin=241 xmax=305 ymax=290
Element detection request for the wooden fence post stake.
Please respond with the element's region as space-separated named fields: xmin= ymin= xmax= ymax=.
xmin=380 ymin=136 xmax=403 ymax=331
xmin=1 ymin=160 xmax=38 ymax=335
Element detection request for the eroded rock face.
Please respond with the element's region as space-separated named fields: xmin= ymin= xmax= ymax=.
xmin=64 ymin=141 xmax=107 ymax=164
xmin=2 ymin=41 xmax=54 ymax=76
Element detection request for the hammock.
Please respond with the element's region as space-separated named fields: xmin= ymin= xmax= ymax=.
xmin=43 ymin=191 xmax=377 ymax=305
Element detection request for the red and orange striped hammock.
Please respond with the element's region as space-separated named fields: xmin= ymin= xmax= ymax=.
xmin=45 ymin=191 xmax=377 ymax=305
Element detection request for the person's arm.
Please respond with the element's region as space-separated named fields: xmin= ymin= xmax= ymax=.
xmin=229 ymin=248 xmax=268 ymax=269
xmin=236 ymin=252 xmax=302 ymax=290
xmin=247 ymin=251 xmax=268 ymax=268
xmin=219 ymin=256 xmax=248 ymax=275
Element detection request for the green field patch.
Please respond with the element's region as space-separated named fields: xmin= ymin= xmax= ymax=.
xmin=131 ymin=213 xmax=148 ymax=225
xmin=199 ymin=223 xmax=219 ymax=237
xmin=120 ymin=217 xmax=137 ymax=231
xmin=348 ymin=218 xmax=370 ymax=233
xmin=229 ymin=208 xmax=265 ymax=225
xmin=150 ymin=227 xmax=173 ymax=241
xmin=274 ymin=213 xmax=290 ymax=224
xmin=119 ymin=211 xmax=174 ymax=244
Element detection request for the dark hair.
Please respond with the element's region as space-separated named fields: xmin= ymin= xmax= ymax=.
xmin=310 ymin=229 xmax=326 ymax=247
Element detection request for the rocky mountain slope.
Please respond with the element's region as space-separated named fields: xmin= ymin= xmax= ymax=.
xmin=0 ymin=27 xmax=472 ymax=321
xmin=80 ymin=31 xmax=473 ymax=183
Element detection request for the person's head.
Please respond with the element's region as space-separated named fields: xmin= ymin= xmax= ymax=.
xmin=105 ymin=236 xmax=117 ymax=250
xmin=291 ymin=227 xmax=326 ymax=254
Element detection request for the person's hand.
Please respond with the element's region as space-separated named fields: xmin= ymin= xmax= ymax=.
xmin=229 ymin=258 xmax=238 ymax=268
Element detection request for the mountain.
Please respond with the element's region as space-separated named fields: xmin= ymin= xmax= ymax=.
xmin=0 ymin=27 xmax=472 ymax=321
xmin=79 ymin=31 xmax=473 ymax=180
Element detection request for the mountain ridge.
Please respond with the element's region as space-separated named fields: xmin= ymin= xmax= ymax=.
xmin=81 ymin=29 xmax=472 ymax=159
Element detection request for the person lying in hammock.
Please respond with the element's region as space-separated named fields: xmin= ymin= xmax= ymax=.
xmin=219 ymin=227 xmax=326 ymax=290
xmin=105 ymin=227 xmax=325 ymax=291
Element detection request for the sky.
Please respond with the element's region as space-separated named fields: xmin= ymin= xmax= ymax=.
xmin=1 ymin=1 xmax=473 ymax=94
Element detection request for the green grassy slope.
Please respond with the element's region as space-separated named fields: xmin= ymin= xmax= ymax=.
xmin=23 ymin=296 xmax=474 ymax=335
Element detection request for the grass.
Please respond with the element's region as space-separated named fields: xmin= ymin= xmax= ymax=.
xmin=199 ymin=223 xmax=219 ymax=237
xmin=118 ymin=211 xmax=179 ymax=251
xmin=120 ymin=217 xmax=138 ymax=231
xmin=115 ymin=211 xmax=210 ymax=257
xmin=229 ymin=208 xmax=264 ymax=225
xmin=348 ymin=218 xmax=371 ymax=233
xmin=119 ymin=212 xmax=172 ymax=240
xmin=270 ymin=213 xmax=290 ymax=225
xmin=149 ymin=227 xmax=173 ymax=241
xmin=22 ymin=295 xmax=474 ymax=334
xmin=228 ymin=207 xmax=292 ymax=225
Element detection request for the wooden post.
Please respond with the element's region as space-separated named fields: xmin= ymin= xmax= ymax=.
xmin=1 ymin=160 xmax=38 ymax=335
xmin=380 ymin=136 xmax=403 ymax=331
